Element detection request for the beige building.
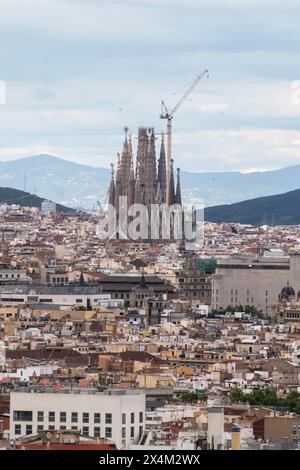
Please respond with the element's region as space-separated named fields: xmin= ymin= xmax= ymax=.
xmin=253 ymin=415 xmax=300 ymax=443
xmin=212 ymin=252 xmax=300 ymax=316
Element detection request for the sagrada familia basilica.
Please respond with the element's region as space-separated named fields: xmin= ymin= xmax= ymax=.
xmin=108 ymin=127 xmax=182 ymax=211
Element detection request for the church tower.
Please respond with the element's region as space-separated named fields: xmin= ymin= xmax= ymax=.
xmin=167 ymin=159 xmax=176 ymax=206
xmin=114 ymin=153 xmax=122 ymax=218
xmin=143 ymin=128 xmax=157 ymax=207
xmin=157 ymin=132 xmax=167 ymax=204
xmin=108 ymin=163 xmax=115 ymax=206
xmin=175 ymin=168 xmax=182 ymax=205
xmin=120 ymin=127 xmax=132 ymax=197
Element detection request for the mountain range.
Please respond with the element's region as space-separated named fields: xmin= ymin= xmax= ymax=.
xmin=1 ymin=154 xmax=300 ymax=209
xmin=1 ymin=175 xmax=300 ymax=226
xmin=0 ymin=187 xmax=73 ymax=212
xmin=204 ymin=188 xmax=300 ymax=226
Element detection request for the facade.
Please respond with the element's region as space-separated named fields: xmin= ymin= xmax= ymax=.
xmin=0 ymin=266 xmax=31 ymax=285
xmin=10 ymin=389 xmax=145 ymax=449
xmin=207 ymin=407 xmax=224 ymax=450
xmin=179 ymin=257 xmax=214 ymax=304
xmin=277 ymin=302 xmax=300 ymax=323
xmin=212 ymin=252 xmax=300 ymax=315
xmin=0 ymin=285 xmax=110 ymax=308
xmin=253 ymin=416 xmax=300 ymax=443
xmin=41 ymin=200 xmax=56 ymax=213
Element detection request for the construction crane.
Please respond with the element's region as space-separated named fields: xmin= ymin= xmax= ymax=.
xmin=160 ymin=69 xmax=209 ymax=203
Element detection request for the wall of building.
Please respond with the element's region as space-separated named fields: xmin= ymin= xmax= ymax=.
xmin=207 ymin=407 xmax=224 ymax=450
xmin=212 ymin=254 xmax=300 ymax=315
xmin=10 ymin=390 xmax=145 ymax=449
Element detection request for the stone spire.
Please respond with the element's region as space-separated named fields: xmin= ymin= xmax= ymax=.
xmin=143 ymin=128 xmax=157 ymax=207
xmin=168 ymin=159 xmax=175 ymax=206
xmin=128 ymin=129 xmax=133 ymax=156
xmin=108 ymin=163 xmax=115 ymax=206
xmin=157 ymin=132 xmax=167 ymax=204
xmin=136 ymin=127 xmax=147 ymax=189
xmin=175 ymin=168 xmax=182 ymax=205
xmin=114 ymin=153 xmax=122 ymax=216
xmin=128 ymin=149 xmax=135 ymax=208
xmin=134 ymin=160 xmax=142 ymax=205
xmin=120 ymin=126 xmax=131 ymax=196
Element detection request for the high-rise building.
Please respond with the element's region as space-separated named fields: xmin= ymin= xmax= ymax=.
xmin=41 ymin=200 xmax=56 ymax=213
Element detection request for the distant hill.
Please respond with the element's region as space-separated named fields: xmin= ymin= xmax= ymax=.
xmin=2 ymin=154 xmax=300 ymax=209
xmin=0 ymin=154 xmax=110 ymax=210
xmin=0 ymin=187 xmax=73 ymax=212
xmin=205 ymin=188 xmax=300 ymax=226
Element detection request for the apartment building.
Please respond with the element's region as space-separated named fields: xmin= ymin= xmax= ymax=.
xmin=0 ymin=286 xmax=111 ymax=309
xmin=10 ymin=389 xmax=145 ymax=449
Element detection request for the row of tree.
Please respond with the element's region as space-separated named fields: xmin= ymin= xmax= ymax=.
xmin=231 ymin=388 xmax=300 ymax=414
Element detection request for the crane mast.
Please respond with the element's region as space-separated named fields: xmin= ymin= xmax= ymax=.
xmin=160 ymin=69 xmax=209 ymax=204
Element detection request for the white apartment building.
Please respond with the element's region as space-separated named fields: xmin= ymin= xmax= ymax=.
xmin=10 ymin=389 xmax=145 ymax=449
xmin=41 ymin=200 xmax=56 ymax=213
xmin=212 ymin=252 xmax=300 ymax=316
xmin=0 ymin=364 xmax=58 ymax=382
xmin=0 ymin=286 xmax=111 ymax=309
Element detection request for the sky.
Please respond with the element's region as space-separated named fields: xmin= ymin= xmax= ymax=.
xmin=1 ymin=0 xmax=300 ymax=172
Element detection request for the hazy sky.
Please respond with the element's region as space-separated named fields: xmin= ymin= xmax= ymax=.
xmin=1 ymin=0 xmax=300 ymax=172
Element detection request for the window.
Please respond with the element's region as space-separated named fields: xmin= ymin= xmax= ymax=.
xmin=71 ymin=412 xmax=78 ymax=423
xmin=37 ymin=425 xmax=43 ymax=432
xmin=26 ymin=425 xmax=32 ymax=435
xmin=60 ymin=426 xmax=66 ymax=431
xmin=105 ymin=427 xmax=112 ymax=439
xmin=130 ymin=427 xmax=135 ymax=438
xmin=82 ymin=426 xmax=89 ymax=436
xmin=94 ymin=427 xmax=101 ymax=437
xmin=37 ymin=411 xmax=44 ymax=422
xmin=105 ymin=413 xmax=112 ymax=424
xmin=139 ymin=426 xmax=143 ymax=439
xmin=71 ymin=426 xmax=78 ymax=430
xmin=15 ymin=424 xmax=21 ymax=435
xmin=49 ymin=425 xmax=55 ymax=431
xmin=139 ymin=412 xmax=143 ymax=423
xmin=122 ymin=413 xmax=126 ymax=425
xmin=13 ymin=410 xmax=32 ymax=421
xmin=122 ymin=427 xmax=126 ymax=439
xmin=82 ymin=412 xmax=89 ymax=423
xmin=94 ymin=413 xmax=100 ymax=424
xmin=131 ymin=413 xmax=135 ymax=424
xmin=48 ymin=411 xmax=55 ymax=422
xmin=60 ymin=412 xmax=66 ymax=423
